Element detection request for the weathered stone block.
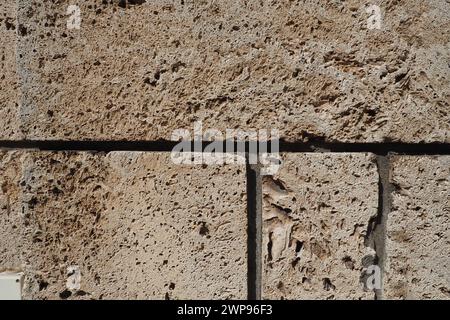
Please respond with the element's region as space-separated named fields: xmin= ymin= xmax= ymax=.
xmin=0 ymin=151 xmax=247 ymax=299
xmin=385 ymin=156 xmax=449 ymax=300
xmin=262 ymin=153 xmax=379 ymax=299
xmin=0 ymin=152 xmax=24 ymax=271
xmin=0 ymin=3 xmax=20 ymax=139
xmin=13 ymin=0 xmax=450 ymax=141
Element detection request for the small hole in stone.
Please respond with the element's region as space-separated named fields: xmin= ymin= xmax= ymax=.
xmin=59 ymin=290 xmax=72 ymax=299
xmin=322 ymin=278 xmax=335 ymax=291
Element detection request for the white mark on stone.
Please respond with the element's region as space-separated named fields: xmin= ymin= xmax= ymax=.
xmin=66 ymin=266 xmax=81 ymax=291
xmin=366 ymin=4 xmax=382 ymax=30
xmin=67 ymin=5 xmax=81 ymax=30
xmin=365 ymin=265 xmax=382 ymax=290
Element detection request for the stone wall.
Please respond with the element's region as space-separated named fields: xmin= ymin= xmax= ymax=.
xmin=0 ymin=1 xmax=448 ymax=300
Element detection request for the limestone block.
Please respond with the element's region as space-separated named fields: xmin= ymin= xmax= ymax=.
xmin=0 ymin=151 xmax=247 ymax=299
xmin=14 ymin=0 xmax=449 ymax=141
xmin=385 ymin=156 xmax=449 ymax=300
xmin=0 ymin=152 xmax=24 ymax=271
xmin=262 ymin=153 xmax=379 ymax=299
xmin=0 ymin=3 xmax=20 ymax=139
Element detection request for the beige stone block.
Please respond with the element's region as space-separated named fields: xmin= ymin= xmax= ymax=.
xmin=0 ymin=3 xmax=20 ymax=139
xmin=0 ymin=151 xmax=247 ymax=299
xmin=0 ymin=152 xmax=24 ymax=271
xmin=385 ymin=156 xmax=449 ymax=300
xmin=262 ymin=153 xmax=379 ymax=299
xmin=13 ymin=0 xmax=449 ymax=141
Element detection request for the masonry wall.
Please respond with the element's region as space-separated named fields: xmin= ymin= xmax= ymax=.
xmin=0 ymin=1 xmax=449 ymax=300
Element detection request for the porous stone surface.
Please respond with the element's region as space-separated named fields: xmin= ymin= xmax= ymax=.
xmin=14 ymin=0 xmax=450 ymax=142
xmin=262 ymin=153 xmax=379 ymax=299
xmin=385 ymin=156 xmax=449 ymax=300
xmin=0 ymin=3 xmax=21 ymax=139
xmin=0 ymin=152 xmax=24 ymax=271
xmin=0 ymin=151 xmax=247 ymax=299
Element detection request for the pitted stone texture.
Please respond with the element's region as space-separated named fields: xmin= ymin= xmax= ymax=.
xmin=262 ymin=153 xmax=379 ymax=299
xmin=0 ymin=3 xmax=20 ymax=139
xmin=15 ymin=0 xmax=449 ymax=142
xmin=0 ymin=152 xmax=24 ymax=271
xmin=385 ymin=156 xmax=449 ymax=300
xmin=0 ymin=152 xmax=247 ymax=299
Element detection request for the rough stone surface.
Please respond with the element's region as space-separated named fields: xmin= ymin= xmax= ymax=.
xmin=0 ymin=151 xmax=247 ymax=299
xmin=11 ymin=0 xmax=450 ymax=141
xmin=262 ymin=153 xmax=379 ymax=299
xmin=0 ymin=3 xmax=21 ymax=139
xmin=385 ymin=156 xmax=449 ymax=300
xmin=0 ymin=152 xmax=24 ymax=271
